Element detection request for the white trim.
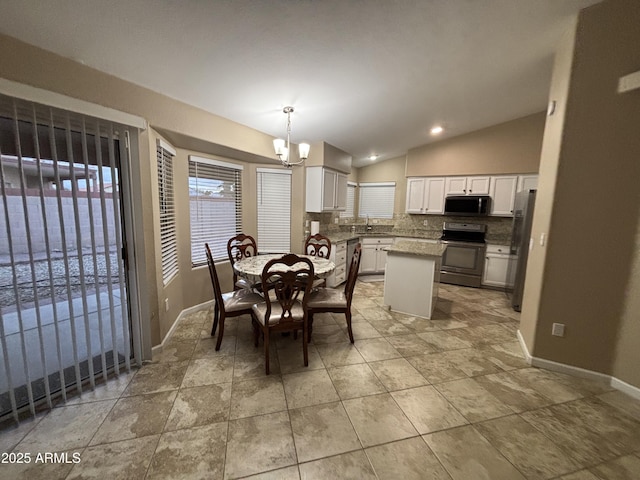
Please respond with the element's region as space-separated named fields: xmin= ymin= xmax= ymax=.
xmin=347 ymin=181 xmax=358 ymax=187
xmin=0 ymin=77 xmax=147 ymax=129
xmin=151 ymin=300 xmax=215 ymax=356
xmin=189 ymin=155 xmax=243 ymax=171
xmin=358 ymin=181 xmax=395 ymax=187
xmin=157 ymin=138 xmax=176 ymax=156
xmin=516 ymin=329 xmax=640 ymax=400
xmin=257 ymin=167 xmax=292 ymax=175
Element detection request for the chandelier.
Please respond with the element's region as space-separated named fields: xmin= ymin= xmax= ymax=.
xmin=273 ymin=106 xmax=310 ymax=168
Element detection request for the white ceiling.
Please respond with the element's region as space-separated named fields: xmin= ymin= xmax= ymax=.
xmin=0 ymin=0 xmax=599 ymax=167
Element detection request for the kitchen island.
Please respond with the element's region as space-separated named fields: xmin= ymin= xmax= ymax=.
xmin=383 ymin=240 xmax=447 ymax=319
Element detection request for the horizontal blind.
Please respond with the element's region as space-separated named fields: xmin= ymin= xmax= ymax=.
xmin=340 ymin=182 xmax=357 ymax=218
xmin=189 ymin=156 xmax=243 ymax=265
xmin=257 ymin=169 xmax=291 ymax=253
xmin=157 ymin=143 xmax=178 ymax=285
xmin=358 ymin=182 xmax=395 ymax=219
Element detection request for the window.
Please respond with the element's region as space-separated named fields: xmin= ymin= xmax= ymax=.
xmin=339 ymin=182 xmax=357 ymax=218
xmin=189 ymin=155 xmax=243 ymax=266
xmin=257 ymin=168 xmax=291 ymax=253
xmin=157 ymin=139 xmax=178 ymax=285
xmin=358 ymin=182 xmax=395 ymax=219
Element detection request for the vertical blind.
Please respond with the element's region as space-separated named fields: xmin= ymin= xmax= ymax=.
xmin=0 ymin=93 xmax=132 ymax=421
xmin=257 ymin=168 xmax=291 ymax=253
xmin=358 ymin=182 xmax=396 ymax=219
xmin=156 ymin=140 xmax=178 ymax=285
xmin=188 ymin=155 xmax=243 ymax=265
xmin=340 ymin=182 xmax=357 ymax=218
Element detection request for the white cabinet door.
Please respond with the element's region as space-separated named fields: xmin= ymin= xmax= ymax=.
xmin=445 ymin=177 xmax=467 ymax=195
xmin=406 ymin=178 xmax=426 ymax=213
xmin=518 ymin=174 xmax=538 ymax=192
xmin=424 ymin=177 xmax=445 ymax=214
xmin=482 ymin=245 xmax=516 ymax=287
xmin=360 ymin=244 xmax=378 ymax=273
xmin=306 ymin=167 xmax=347 ymax=212
xmin=322 ymin=169 xmax=337 ymax=211
xmin=467 ymin=176 xmax=491 ymax=195
xmin=376 ymin=247 xmax=388 ymax=272
xmin=490 ymin=176 xmax=518 ymax=216
xmin=335 ymin=173 xmax=348 ymax=210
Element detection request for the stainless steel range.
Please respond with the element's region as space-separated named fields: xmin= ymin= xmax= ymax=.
xmin=440 ymin=222 xmax=487 ymax=288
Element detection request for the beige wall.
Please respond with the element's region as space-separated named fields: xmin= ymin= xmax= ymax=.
xmin=406 ymin=112 xmax=545 ymax=177
xmin=521 ymin=0 xmax=640 ymax=386
xmin=357 ymin=155 xmax=407 ymax=215
xmin=305 ymin=141 xmax=352 ymax=174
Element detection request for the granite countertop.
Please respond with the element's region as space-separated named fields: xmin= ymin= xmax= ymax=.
xmin=327 ymin=232 xmax=441 ymax=243
xmin=384 ymin=240 xmax=447 ymax=258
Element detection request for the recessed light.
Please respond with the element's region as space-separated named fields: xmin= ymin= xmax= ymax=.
xmin=430 ymin=125 xmax=444 ymax=135
xmin=368 ymin=154 xmax=378 ymax=161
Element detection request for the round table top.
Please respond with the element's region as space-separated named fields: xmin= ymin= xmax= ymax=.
xmin=233 ymin=254 xmax=335 ymax=279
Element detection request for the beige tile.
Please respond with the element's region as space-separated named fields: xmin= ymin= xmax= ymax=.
xmin=368 ymin=357 xmax=429 ymax=391
xmin=365 ymin=437 xmax=452 ymax=480
xmin=548 ymin=371 xmax=614 ymax=397
xmin=0 ymin=449 xmax=77 ymax=480
xmin=91 ymin=390 xmax=176 ymax=445
xmin=15 ymin=400 xmax=115 ymax=453
xmin=62 ymin=371 xmax=136 ymax=405
xmin=358 ymin=306 xmax=393 ymax=321
xmin=230 ymin=376 xmax=286 ymax=420
xmin=342 ymin=393 xmax=418 ymax=447
xmin=309 ymin=324 xmax=349 ymax=344
xmin=424 ymin=425 xmax=526 ymax=480
xmin=298 ymin=450 xmax=377 ymax=480
xmin=343 ymin=321 xmax=383 ymax=340
xmin=181 ymin=356 xmax=234 ymax=388
xmin=416 ymin=331 xmax=472 ymax=351
xmin=438 ymin=348 xmax=504 ymax=377
xmin=354 ymin=338 xmax=401 ymax=362
xmin=474 ymin=372 xmax=554 ymax=412
xmin=0 ymin=415 xmax=43 ymax=453
xmin=448 ymin=324 xmax=515 ymax=346
xmin=589 ymin=454 xmax=640 ymax=480
xmin=479 ymin=341 xmax=529 ymax=371
xmin=290 ymin=401 xmax=361 ymax=463
xmin=598 ymin=390 xmax=640 ymax=422
xmin=315 ymin=343 xmax=365 ymax=368
xmin=328 ymin=363 xmax=386 ymax=400
xmin=153 ymin=340 xmax=197 ymax=363
xmin=146 ymin=422 xmax=227 ymax=480
xmin=234 ymin=351 xmax=281 ymax=380
xmin=171 ymin=322 xmax=205 ymax=341
xmin=237 ymin=466 xmax=300 ymax=479
xmin=277 ymin=343 xmax=324 ymax=374
xmin=124 ymin=361 xmax=188 ymax=396
xmin=475 ymin=414 xmax=581 ymax=478
xmin=508 ymin=368 xmax=584 ymax=403
xmin=391 ymin=386 xmax=468 ymax=434
xmin=434 ymin=378 xmax=514 ymax=423
xmin=557 ymin=471 xmax=601 ymax=480
xmin=66 ymin=435 xmax=159 ymax=479
xmin=225 ymin=411 xmax=296 ymax=479
xmin=395 ymin=315 xmax=440 ymax=333
xmin=282 ymin=369 xmax=340 ymax=409
xmin=367 ymin=319 xmax=412 ymax=336
xmin=165 ymin=383 xmax=231 ymax=430
xmin=407 ymin=353 xmax=467 ymax=384
xmin=386 ymin=334 xmax=438 ymax=356
xmin=193 ymin=335 xmax=237 ymax=358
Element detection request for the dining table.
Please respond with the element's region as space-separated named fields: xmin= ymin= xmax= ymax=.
xmin=232 ymin=253 xmax=335 ymax=285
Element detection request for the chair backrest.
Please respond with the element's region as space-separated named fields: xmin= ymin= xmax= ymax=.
xmin=205 ymin=243 xmax=224 ymax=308
xmin=227 ymin=234 xmax=257 ymax=284
xmin=304 ymin=234 xmax=331 ymax=258
xmin=261 ymin=254 xmax=314 ymax=325
xmin=343 ymin=243 xmax=362 ymax=304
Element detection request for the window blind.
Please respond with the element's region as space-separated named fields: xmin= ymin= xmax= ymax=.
xmin=189 ymin=155 xmax=243 ymax=265
xmin=340 ymin=182 xmax=357 ymax=218
xmin=157 ymin=141 xmax=178 ymax=285
xmin=358 ymin=182 xmax=395 ymax=219
xmin=257 ymin=168 xmax=291 ymax=253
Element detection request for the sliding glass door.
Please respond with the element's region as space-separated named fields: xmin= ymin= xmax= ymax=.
xmin=0 ymin=94 xmax=134 ymax=421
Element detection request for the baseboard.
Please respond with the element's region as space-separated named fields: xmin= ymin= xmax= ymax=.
xmin=516 ymin=329 xmax=640 ymax=400
xmin=151 ymin=300 xmax=215 ymax=356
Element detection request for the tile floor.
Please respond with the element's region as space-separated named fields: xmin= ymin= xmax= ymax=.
xmin=2 ymin=282 xmax=640 ymax=479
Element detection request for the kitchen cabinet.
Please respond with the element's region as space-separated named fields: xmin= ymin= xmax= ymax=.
xmin=360 ymin=237 xmax=394 ymax=274
xmin=405 ymin=177 xmax=445 ymax=214
xmin=306 ymin=166 xmax=348 ymax=212
xmin=326 ymin=240 xmax=347 ymax=288
xmin=518 ymin=174 xmax=538 ymax=192
xmin=445 ymin=176 xmax=490 ymax=196
xmin=482 ymin=244 xmax=517 ymax=288
xmin=489 ymin=175 xmax=518 ymax=216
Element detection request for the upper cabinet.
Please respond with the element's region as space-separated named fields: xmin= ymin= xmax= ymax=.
xmin=406 ymin=177 xmax=445 ymax=214
xmin=306 ymin=166 xmax=348 ymax=212
xmin=517 ymin=174 xmax=538 ymax=192
xmin=445 ymin=176 xmax=491 ymax=196
xmin=489 ymin=176 xmax=518 ymax=216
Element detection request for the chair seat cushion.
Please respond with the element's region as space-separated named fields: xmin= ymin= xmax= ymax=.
xmin=307 ymin=288 xmax=348 ymax=309
xmin=252 ymin=301 xmax=305 ymax=326
xmin=222 ymin=290 xmax=264 ymax=312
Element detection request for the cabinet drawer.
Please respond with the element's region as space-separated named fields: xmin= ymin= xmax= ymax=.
xmin=336 ymin=251 xmax=347 ymax=264
xmin=335 ymin=241 xmax=347 ymax=252
xmin=362 ymin=237 xmax=394 ymax=245
xmin=486 ymin=245 xmax=510 ymax=255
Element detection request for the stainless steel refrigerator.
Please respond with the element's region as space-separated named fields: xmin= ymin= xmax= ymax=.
xmin=506 ymin=190 xmax=536 ymax=311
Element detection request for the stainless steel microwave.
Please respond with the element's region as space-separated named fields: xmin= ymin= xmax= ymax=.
xmin=444 ymin=195 xmax=491 ymax=216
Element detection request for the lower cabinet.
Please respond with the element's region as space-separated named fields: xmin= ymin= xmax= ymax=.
xmin=482 ymin=245 xmax=517 ymax=288
xmin=326 ymin=240 xmax=347 ymax=288
xmin=360 ymin=237 xmax=394 ymax=274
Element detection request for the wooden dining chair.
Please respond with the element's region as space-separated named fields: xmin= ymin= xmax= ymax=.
xmin=251 ymin=254 xmax=314 ymax=374
xmin=206 ymin=243 xmax=264 ymax=351
xmin=304 ymin=233 xmax=332 ymax=258
xmin=306 ymin=243 xmax=361 ymax=344
xmin=227 ymin=233 xmax=258 ymax=291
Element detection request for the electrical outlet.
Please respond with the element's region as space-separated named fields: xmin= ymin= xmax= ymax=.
xmin=165 ymin=298 xmax=170 ymax=312
xmin=552 ymin=323 xmax=565 ymax=337
xmin=334 ymin=217 xmax=339 ymax=224
xmin=373 ymin=219 xmax=379 ymax=224
xmin=423 ymin=219 xmax=428 ymax=226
